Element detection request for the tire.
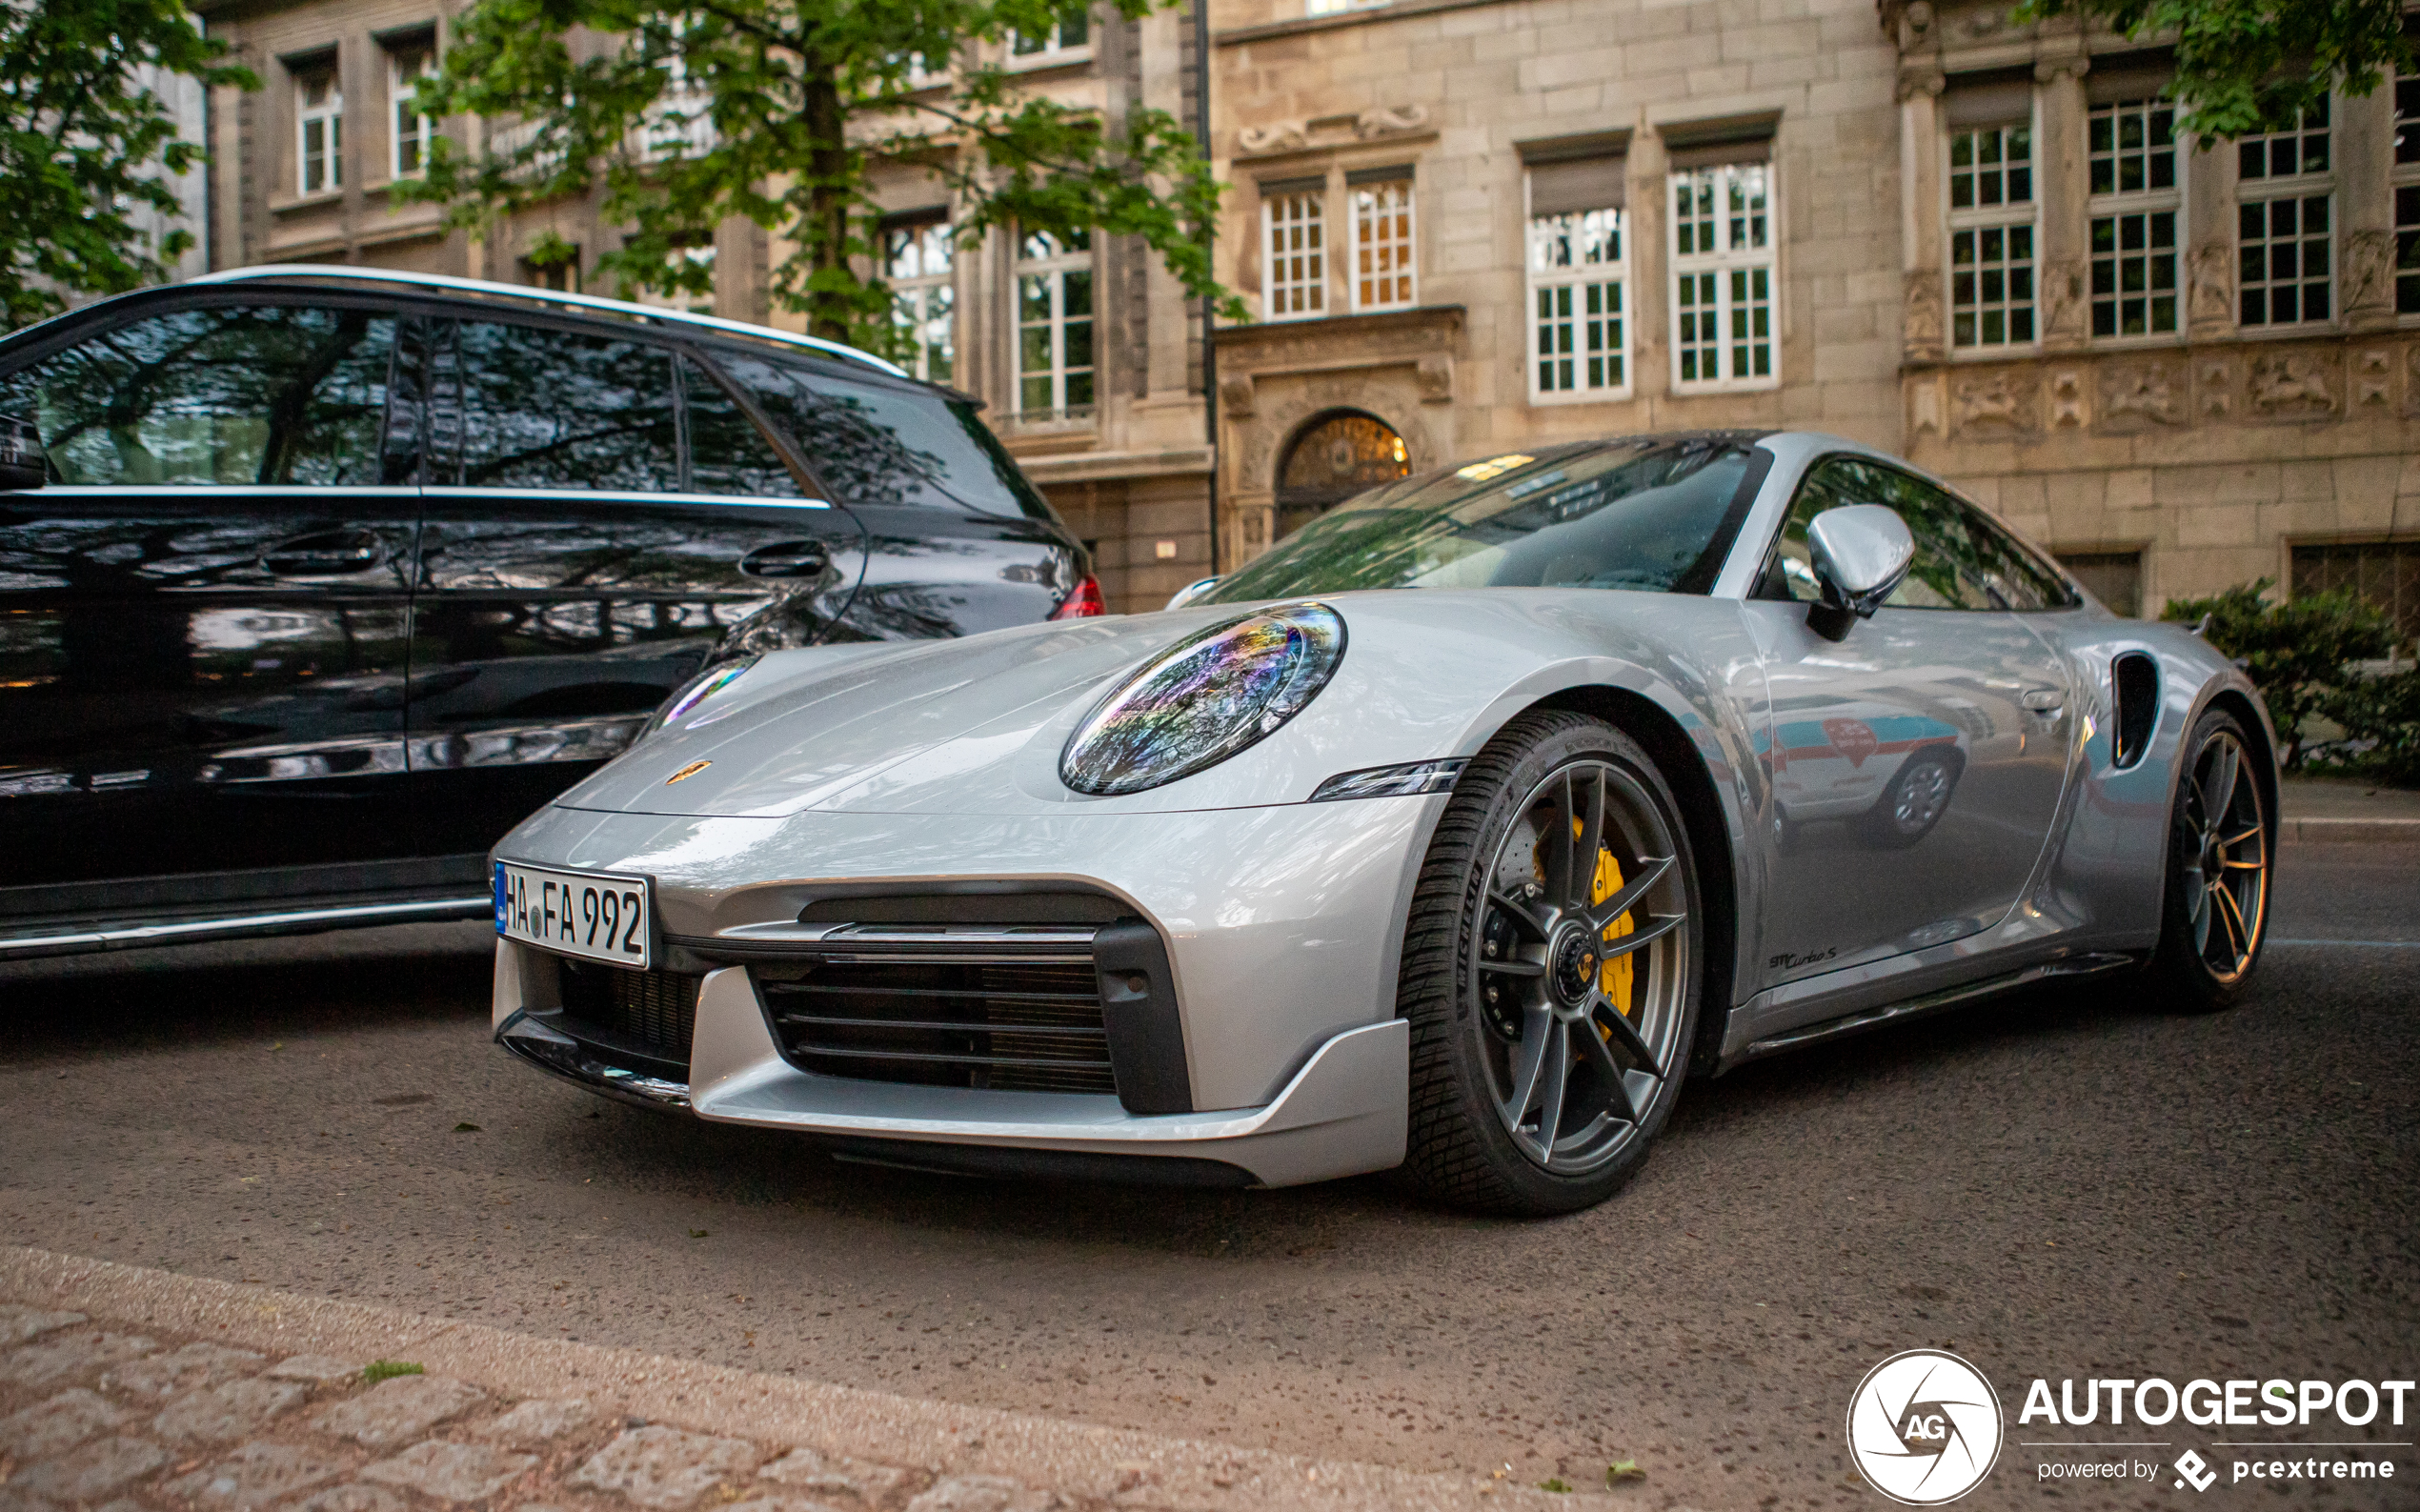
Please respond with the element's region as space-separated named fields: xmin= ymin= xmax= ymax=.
xmin=1398 ymin=710 xmax=1704 ymax=1217
xmin=2141 ymin=707 xmax=2271 ymax=1012
xmin=1860 ymin=749 xmax=1960 ymax=849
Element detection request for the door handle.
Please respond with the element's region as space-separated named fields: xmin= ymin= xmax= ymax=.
xmin=264 ymin=531 xmax=389 ymax=575
xmin=2021 ymin=688 xmax=2065 ymax=713
xmin=739 ymin=541 xmax=831 ymax=579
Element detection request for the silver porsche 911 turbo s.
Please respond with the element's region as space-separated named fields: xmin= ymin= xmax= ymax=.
xmin=488 ymin=430 xmax=2277 ymax=1215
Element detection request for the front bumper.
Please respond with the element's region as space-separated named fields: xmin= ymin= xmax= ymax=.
xmin=488 ymin=796 xmax=1442 ymax=1187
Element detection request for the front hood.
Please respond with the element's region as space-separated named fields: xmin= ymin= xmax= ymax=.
xmin=551 ymin=591 xmax=1755 ymax=818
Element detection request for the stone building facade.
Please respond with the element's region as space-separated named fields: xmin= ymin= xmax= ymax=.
xmin=186 ymin=0 xmax=2420 ymax=635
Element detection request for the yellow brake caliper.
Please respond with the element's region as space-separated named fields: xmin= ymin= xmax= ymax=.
xmin=1568 ymin=818 xmax=1637 ymax=1023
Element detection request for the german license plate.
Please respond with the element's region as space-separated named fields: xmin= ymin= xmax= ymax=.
xmin=494 ymin=861 xmax=653 ymax=969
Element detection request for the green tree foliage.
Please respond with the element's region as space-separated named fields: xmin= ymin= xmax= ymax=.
xmin=0 ymin=0 xmax=255 ymax=329
xmin=2319 ymin=666 xmax=2420 ymax=785
xmin=2014 ymin=0 xmax=2414 ymax=142
xmin=400 ymin=0 xmax=1240 ymax=353
xmin=2160 ymin=579 xmax=2394 ymax=767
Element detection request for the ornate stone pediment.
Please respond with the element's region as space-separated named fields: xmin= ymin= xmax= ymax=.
xmin=1236 ymin=104 xmax=1432 ymax=160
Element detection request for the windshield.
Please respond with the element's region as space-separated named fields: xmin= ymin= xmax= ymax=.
xmin=1200 ymin=436 xmax=1761 ymax=604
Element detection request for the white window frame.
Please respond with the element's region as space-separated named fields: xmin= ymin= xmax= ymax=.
xmin=885 ymin=218 xmax=956 ymax=385
xmin=1945 ymin=116 xmax=2038 ymax=353
xmin=1667 ymin=160 xmax=1777 ymax=392
xmin=1524 ymin=178 xmax=1628 ymax=403
xmin=295 ymin=62 xmax=343 ymax=195
xmin=1348 ymin=175 xmax=1417 ymax=312
xmin=1008 ymin=14 xmax=1092 ymax=67
xmin=2086 ymin=95 xmax=2184 ymax=342
xmin=2393 ymin=71 xmax=2420 ymax=320
xmin=1260 ymin=184 xmax=1328 ymax=322
xmin=387 ymin=43 xmax=434 ymax=180
xmin=1014 ymin=231 xmax=1095 ymax=422
xmin=2235 ymin=98 xmax=2336 ymax=330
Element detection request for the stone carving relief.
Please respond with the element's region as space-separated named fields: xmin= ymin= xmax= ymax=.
xmin=1903 ymin=269 xmax=1944 ymax=360
xmin=1236 ymin=105 xmax=1430 ymax=159
xmin=1416 ymin=353 xmax=1453 ymax=403
xmin=2195 ymin=355 xmax=2234 ymax=419
xmin=1909 ymin=374 xmax=1946 ymax=436
xmin=2049 ymin=368 xmax=2086 ymax=428
xmin=2098 ymin=361 xmax=2184 ymax=430
xmin=1219 ymin=370 xmax=1256 ymax=418
xmin=1952 ymin=369 xmax=2037 ymax=433
xmin=2355 ymin=347 xmax=2393 ymax=409
xmin=2041 ymin=261 xmax=2087 ymax=346
xmin=2346 ymin=231 xmax=2395 ymax=320
xmin=2248 ymin=351 xmax=2337 ymax=418
xmin=2187 ymin=245 xmax=2233 ymax=333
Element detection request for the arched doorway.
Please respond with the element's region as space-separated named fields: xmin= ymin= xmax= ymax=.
xmin=1274 ymin=410 xmax=1412 ymax=539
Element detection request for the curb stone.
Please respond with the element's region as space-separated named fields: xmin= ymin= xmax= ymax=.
xmin=0 ymin=1248 xmax=1610 ymax=1512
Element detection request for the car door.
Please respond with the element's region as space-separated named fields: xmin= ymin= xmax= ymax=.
xmin=0 ymin=296 xmax=419 ymax=891
xmin=708 ymin=351 xmax=1088 ymax=636
xmin=403 ymin=313 xmax=867 ymax=857
xmin=1743 ymin=454 xmax=2079 ymax=989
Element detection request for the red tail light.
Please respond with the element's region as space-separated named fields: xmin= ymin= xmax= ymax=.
xmin=1050 ymin=575 xmax=1106 ymax=618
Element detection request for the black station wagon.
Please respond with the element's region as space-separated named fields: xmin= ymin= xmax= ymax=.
xmin=0 ymin=267 xmax=1099 ymax=958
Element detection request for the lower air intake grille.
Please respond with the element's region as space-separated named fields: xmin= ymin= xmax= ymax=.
xmin=756 ymin=957 xmax=1117 ymax=1095
xmin=557 ymin=959 xmax=700 ymax=1072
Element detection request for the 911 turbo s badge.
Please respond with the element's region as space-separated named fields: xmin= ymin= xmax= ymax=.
xmin=665 ymin=760 xmax=712 ymax=784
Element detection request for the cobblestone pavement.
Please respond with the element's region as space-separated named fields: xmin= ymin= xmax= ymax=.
xmin=0 ymin=1264 xmax=1584 ymax=1512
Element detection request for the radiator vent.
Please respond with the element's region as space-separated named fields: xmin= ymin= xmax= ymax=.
xmin=2112 ymin=652 xmax=2158 ymax=770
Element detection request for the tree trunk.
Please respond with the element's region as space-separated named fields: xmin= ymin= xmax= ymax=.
xmin=800 ymin=65 xmax=853 ymax=346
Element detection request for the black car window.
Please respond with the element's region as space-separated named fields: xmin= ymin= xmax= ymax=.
xmin=1766 ymin=456 xmax=2001 ymax=611
xmin=452 ymin=319 xmax=678 ymax=492
xmin=679 ymin=356 xmax=806 ymax=497
xmin=716 ymin=353 xmax=1055 ymax=518
xmin=1956 ymin=498 xmax=2079 ymax=610
xmin=0 ymin=303 xmax=393 ymax=486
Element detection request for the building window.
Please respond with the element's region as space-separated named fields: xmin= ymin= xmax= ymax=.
xmin=885 ymin=219 xmax=954 ymax=385
xmin=2395 ymin=73 xmax=2420 ymax=314
xmin=520 ymin=249 xmax=580 ymax=292
xmin=1668 ymin=161 xmax=1774 ymax=389
xmin=295 ymin=62 xmax=342 ymax=194
xmin=1260 ymin=184 xmax=1326 ymax=320
xmin=2055 ymin=548 xmax=2143 ymax=617
xmin=1010 ymin=14 xmax=1090 ymax=59
xmin=388 ymin=43 xmax=434 ymax=178
xmin=1016 ymin=230 xmax=1094 ymax=420
xmin=1349 ymin=175 xmax=1416 ymax=312
xmin=2088 ymin=97 xmax=2180 ymax=337
xmin=2237 ymin=101 xmax=2333 ymax=327
xmin=2293 ymin=539 xmax=2420 ymax=647
xmin=1527 ymin=208 xmax=1625 ymax=398
xmin=635 ymin=245 xmax=715 ymax=314
xmin=1947 ymin=122 xmax=2035 ymax=348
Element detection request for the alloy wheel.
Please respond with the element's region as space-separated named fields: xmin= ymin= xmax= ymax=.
xmin=2181 ymin=727 xmax=2268 ymax=983
xmin=1470 ymin=758 xmax=1692 ymax=1176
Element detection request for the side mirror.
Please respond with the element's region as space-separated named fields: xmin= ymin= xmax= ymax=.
xmin=1805 ymin=504 xmax=1912 ymax=641
xmin=1164 ymin=575 xmax=1221 ymax=612
xmin=0 ymin=414 xmax=43 ymax=490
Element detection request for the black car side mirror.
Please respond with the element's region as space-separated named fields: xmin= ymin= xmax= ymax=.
xmin=1805 ymin=504 xmax=1913 ymax=640
xmin=0 ymin=413 xmax=44 ymax=490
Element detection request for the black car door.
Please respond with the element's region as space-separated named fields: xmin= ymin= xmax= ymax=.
xmin=705 ymin=351 xmax=1087 ymax=636
xmin=403 ymin=312 xmax=868 ymax=857
xmin=0 ymin=297 xmax=420 ymax=891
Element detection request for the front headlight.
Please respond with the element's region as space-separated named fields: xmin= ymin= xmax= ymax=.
xmin=646 ymin=655 xmax=758 ymax=736
xmin=1059 ymin=601 xmax=1346 ymax=796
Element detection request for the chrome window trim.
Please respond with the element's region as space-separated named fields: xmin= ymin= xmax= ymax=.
xmin=184 ymin=264 xmax=908 ymax=377
xmin=5 ymin=484 xmax=425 ymax=499
xmin=422 ymin=485 xmax=832 ymax=510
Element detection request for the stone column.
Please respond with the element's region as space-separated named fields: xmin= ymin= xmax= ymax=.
xmin=1898 ymin=69 xmax=1946 ymax=365
xmin=2337 ymin=87 xmax=2397 ymax=331
xmin=2034 ymin=56 xmax=2089 ymax=350
xmin=1630 ymin=109 xmax=1669 ymax=398
xmin=2185 ymin=134 xmax=2236 ymax=340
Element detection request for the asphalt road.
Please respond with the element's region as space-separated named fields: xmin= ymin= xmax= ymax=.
xmin=4 ymin=843 xmax=2414 ymax=1509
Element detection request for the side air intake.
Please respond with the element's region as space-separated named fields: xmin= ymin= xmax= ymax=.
xmin=2112 ymin=652 xmax=2158 ymax=770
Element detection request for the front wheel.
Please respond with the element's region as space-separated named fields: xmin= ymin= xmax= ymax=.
xmin=2141 ymin=709 xmax=2271 ymax=1011
xmin=1398 ymin=711 xmax=1704 ymax=1216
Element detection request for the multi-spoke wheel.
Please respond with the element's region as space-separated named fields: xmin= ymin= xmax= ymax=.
xmin=2144 ymin=708 xmax=2271 ymax=1011
xmin=1398 ymin=711 xmax=1703 ymax=1215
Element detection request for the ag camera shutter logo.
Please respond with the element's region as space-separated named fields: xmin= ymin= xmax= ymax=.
xmin=1847 ymin=1350 xmax=2005 ymax=1504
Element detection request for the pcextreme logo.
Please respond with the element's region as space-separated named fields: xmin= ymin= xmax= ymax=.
xmin=1847 ymin=1350 xmax=2005 ymax=1505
